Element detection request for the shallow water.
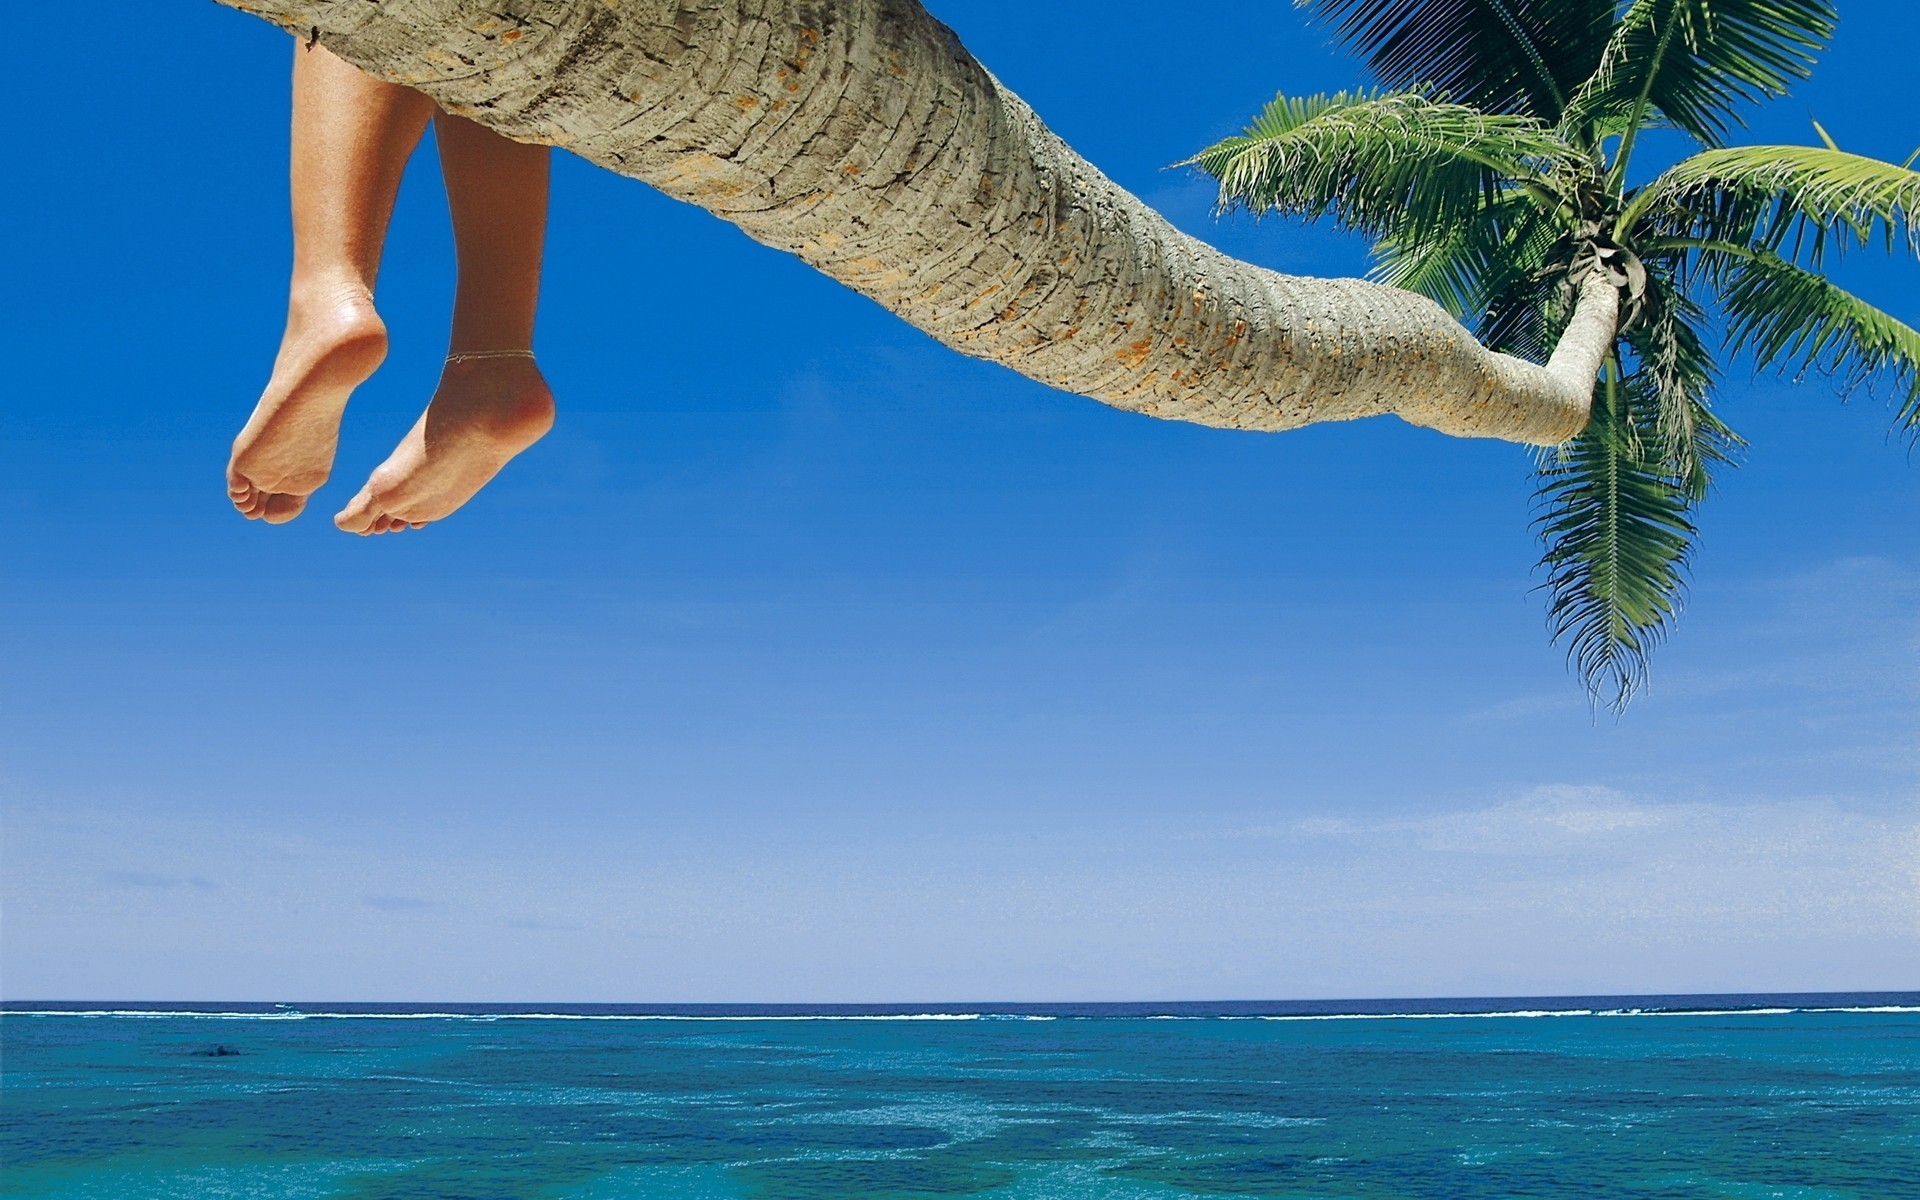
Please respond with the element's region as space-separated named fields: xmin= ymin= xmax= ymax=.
xmin=5 ymin=995 xmax=1918 ymax=1198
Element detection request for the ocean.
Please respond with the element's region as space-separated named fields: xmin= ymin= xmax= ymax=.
xmin=3 ymin=994 xmax=1917 ymax=1198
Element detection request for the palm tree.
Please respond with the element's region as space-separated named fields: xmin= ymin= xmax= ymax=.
xmin=221 ymin=0 xmax=1624 ymax=446
xmin=1189 ymin=0 xmax=1917 ymax=708
xmin=219 ymin=0 xmax=1911 ymax=707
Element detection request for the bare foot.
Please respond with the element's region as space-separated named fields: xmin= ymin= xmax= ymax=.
xmin=228 ymin=282 xmax=387 ymax=523
xmin=333 ymin=355 xmax=554 ymax=535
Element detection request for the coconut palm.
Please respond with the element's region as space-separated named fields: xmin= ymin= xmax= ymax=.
xmin=218 ymin=0 xmax=1911 ymax=707
xmin=1190 ymin=0 xmax=1917 ymax=708
xmin=220 ymin=0 xmax=1623 ymax=447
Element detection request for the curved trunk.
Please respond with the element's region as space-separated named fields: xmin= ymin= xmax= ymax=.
xmin=218 ymin=0 xmax=1617 ymax=444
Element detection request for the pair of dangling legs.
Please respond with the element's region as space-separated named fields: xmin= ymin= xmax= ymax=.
xmin=228 ymin=41 xmax=553 ymax=534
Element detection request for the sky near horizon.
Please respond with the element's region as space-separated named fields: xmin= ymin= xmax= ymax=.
xmin=3 ymin=2 xmax=1915 ymax=1002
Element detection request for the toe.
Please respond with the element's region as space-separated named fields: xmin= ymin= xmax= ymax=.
xmin=334 ymin=489 xmax=379 ymax=534
xmin=262 ymin=493 xmax=308 ymax=524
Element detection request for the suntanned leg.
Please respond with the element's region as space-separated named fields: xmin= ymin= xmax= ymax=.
xmin=228 ymin=43 xmax=436 ymax=523
xmin=335 ymin=114 xmax=554 ymax=535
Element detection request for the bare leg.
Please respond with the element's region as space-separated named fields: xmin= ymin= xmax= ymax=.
xmin=228 ymin=43 xmax=435 ymax=523
xmin=335 ymin=115 xmax=555 ymax=535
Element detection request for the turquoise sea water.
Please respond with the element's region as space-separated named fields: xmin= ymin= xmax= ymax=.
xmin=4 ymin=996 xmax=1918 ymax=1199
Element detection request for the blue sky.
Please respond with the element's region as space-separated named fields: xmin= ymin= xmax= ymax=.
xmin=3 ymin=1 xmax=1914 ymax=1002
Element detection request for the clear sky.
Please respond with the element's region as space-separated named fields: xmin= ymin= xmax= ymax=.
xmin=2 ymin=2 xmax=1914 ymax=1003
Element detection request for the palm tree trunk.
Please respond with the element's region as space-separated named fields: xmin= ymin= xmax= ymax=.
xmin=219 ymin=0 xmax=1617 ymax=445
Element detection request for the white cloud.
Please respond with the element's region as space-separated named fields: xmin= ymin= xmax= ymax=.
xmin=7 ymin=561 xmax=1914 ymax=1003
xmin=1468 ymin=557 xmax=1920 ymax=736
xmin=1665 ymin=557 xmax=1919 ymax=699
xmin=4 ymin=782 xmax=1914 ymax=1003
xmin=1250 ymin=784 xmax=1920 ymax=936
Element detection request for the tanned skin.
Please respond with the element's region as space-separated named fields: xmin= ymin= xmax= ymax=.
xmin=228 ymin=42 xmax=553 ymax=535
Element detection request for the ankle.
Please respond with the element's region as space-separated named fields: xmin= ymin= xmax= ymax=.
xmin=435 ymin=355 xmax=554 ymax=432
xmin=286 ymin=273 xmax=381 ymax=334
xmin=447 ymin=308 xmax=535 ymax=355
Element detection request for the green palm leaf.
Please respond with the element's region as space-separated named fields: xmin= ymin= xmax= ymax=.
xmin=1370 ymin=190 xmax=1551 ymax=317
xmin=1630 ymin=143 xmax=1920 ymax=263
xmin=1198 ymin=0 xmax=1914 ymax=712
xmin=1710 ymin=250 xmax=1920 ymax=429
xmin=1370 ymin=193 xmax=1569 ymax=363
xmin=1534 ymin=364 xmax=1699 ymax=712
xmin=1618 ymin=260 xmax=1741 ymax=484
xmin=1564 ymin=0 xmax=1833 ymax=149
xmin=1187 ymin=89 xmax=1577 ymax=244
xmin=1299 ymin=0 xmax=1615 ymax=122
xmin=1476 ymin=253 xmax=1570 ymax=364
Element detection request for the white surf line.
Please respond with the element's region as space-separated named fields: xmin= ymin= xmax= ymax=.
xmin=6 ymin=1006 xmax=1915 ymax=1021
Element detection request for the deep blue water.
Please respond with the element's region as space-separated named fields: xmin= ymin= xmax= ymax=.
xmin=4 ymin=994 xmax=1918 ymax=1198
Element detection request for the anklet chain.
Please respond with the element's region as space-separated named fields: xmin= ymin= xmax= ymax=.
xmin=445 ymin=349 xmax=536 ymax=364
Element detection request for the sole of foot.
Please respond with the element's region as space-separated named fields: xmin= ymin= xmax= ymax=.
xmin=334 ymin=356 xmax=554 ymax=536
xmin=228 ymin=288 xmax=388 ymax=524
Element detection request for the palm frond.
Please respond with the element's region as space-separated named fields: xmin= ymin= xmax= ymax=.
xmin=1299 ymin=0 xmax=1615 ymax=122
xmin=1187 ymin=89 xmax=1578 ymax=245
xmin=1534 ymin=365 xmax=1700 ymax=712
xmin=1563 ymin=0 xmax=1834 ymax=147
xmin=1369 ymin=190 xmax=1546 ymax=317
xmin=1630 ymin=143 xmax=1920 ymax=264
xmin=1369 ymin=192 xmax=1571 ymax=367
xmin=1617 ymin=260 xmax=1741 ymax=486
xmin=1476 ymin=255 xmax=1569 ymax=363
xmin=1709 ymin=249 xmax=1920 ymax=429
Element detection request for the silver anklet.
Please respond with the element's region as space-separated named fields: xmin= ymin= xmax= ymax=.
xmin=445 ymin=349 xmax=536 ymax=364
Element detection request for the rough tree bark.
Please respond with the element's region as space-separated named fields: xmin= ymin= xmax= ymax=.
xmin=216 ymin=0 xmax=1619 ymax=444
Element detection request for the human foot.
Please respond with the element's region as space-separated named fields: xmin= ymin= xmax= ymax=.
xmin=333 ymin=352 xmax=554 ymax=535
xmin=228 ymin=284 xmax=387 ymax=523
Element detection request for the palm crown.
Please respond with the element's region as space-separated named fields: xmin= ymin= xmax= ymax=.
xmin=1189 ymin=0 xmax=1917 ymax=709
